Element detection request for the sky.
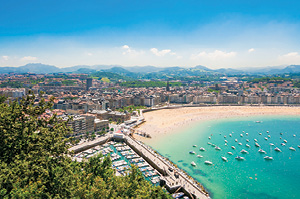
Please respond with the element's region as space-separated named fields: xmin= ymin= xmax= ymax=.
xmin=1 ymin=0 xmax=300 ymax=69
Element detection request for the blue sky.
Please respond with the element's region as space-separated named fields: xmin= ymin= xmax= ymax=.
xmin=1 ymin=0 xmax=300 ymax=68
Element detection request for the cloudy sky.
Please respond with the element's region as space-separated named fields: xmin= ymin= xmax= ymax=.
xmin=1 ymin=0 xmax=300 ymax=69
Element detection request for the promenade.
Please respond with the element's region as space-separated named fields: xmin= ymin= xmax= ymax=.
xmin=126 ymin=136 xmax=210 ymax=199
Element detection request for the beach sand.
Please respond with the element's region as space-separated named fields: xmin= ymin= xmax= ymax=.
xmin=135 ymin=106 xmax=300 ymax=144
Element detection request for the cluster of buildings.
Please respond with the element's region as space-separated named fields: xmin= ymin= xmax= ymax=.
xmin=2 ymin=73 xmax=300 ymax=135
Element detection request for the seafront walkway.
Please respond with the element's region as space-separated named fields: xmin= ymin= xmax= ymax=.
xmin=69 ymin=134 xmax=111 ymax=154
xmin=126 ymin=136 xmax=210 ymax=199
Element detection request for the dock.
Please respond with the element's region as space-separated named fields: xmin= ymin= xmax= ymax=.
xmin=69 ymin=134 xmax=210 ymax=199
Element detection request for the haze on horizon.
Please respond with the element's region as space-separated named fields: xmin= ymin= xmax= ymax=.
xmin=1 ymin=0 xmax=300 ymax=69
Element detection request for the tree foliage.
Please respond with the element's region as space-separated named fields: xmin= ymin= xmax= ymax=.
xmin=0 ymin=93 xmax=170 ymax=198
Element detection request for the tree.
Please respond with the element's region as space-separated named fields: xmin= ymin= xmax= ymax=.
xmin=0 ymin=93 xmax=171 ymax=198
xmin=110 ymin=128 xmax=114 ymax=132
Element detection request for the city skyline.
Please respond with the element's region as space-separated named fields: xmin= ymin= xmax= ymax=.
xmin=1 ymin=0 xmax=300 ymax=68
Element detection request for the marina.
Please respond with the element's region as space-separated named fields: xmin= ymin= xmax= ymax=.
xmin=70 ymin=134 xmax=210 ymax=199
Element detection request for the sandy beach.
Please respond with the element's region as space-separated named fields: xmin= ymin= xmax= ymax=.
xmin=135 ymin=106 xmax=300 ymax=143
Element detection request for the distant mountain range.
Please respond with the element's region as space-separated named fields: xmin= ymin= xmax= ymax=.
xmin=1 ymin=63 xmax=300 ymax=76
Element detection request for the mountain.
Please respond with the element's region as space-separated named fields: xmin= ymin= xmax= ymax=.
xmin=0 ymin=63 xmax=61 ymax=74
xmin=1 ymin=63 xmax=300 ymax=76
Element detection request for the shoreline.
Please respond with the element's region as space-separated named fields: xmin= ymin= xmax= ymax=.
xmin=135 ymin=106 xmax=300 ymax=144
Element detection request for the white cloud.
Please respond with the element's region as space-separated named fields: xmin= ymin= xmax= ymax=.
xmin=278 ymin=52 xmax=300 ymax=65
xmin=248 ymin=48 xmax=255 ymax=53
xmin=191 ymin=50 xmax=236 ymax=60
xmin=121 ymin=45 xmax=144 ymax=57
xmin=150 ymin=48 xmax=175 ymax=56
xmin=2 ymin=56 xmax=9 ymax=61
xmin=86 ymin=52 xmax=93 ymax=56
xmin=282 ymin=52 xmax=299 ymax=57
xmin=21 ymin=56 xmax=37 ymax=61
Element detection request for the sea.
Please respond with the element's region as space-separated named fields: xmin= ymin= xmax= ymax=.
xmin=146 ymin=115 xmax=300 ymax=199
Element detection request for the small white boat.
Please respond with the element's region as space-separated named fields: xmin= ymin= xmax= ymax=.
xmin=254 ymin=139 xmax=258 ymax=142
xmin=246 ymin=139 xmax=249 ymax=142
xmin=191 ymin=161 xmax=196 ymax=166
xmin=240 ymin=149 xmax=248 ymax=154
xmin=268 ymin=135 xmax=271 ymax=138
xmin=225 ymin=143 xmax=227 ymax=146
xmin=281 ymin=143 xmax=286 ymax=146
xmin=197 ymin=155 xmax=203 ymax=158
xmin=222 ymin=157 xmax=228 ymax=161
xmin=284 ymin=140 xmax=287 ymax=143
xmin=189 ymin=151 xmax=195 ymax=154
xmin=298 ymin=145 xmax=300 ymax=148
xmin=246 ymin=144 xmax=250 ymax=148
xmin=172 ymin=192 xmax=185 ymax=199
xmin=267 ymin=131 xmax=269 ymax=133
xmin=224 ymin=135 xmax=226 ymax=138
xmin=229 ymin=134 xmax=232 ymax=137
xmin=258 ymin=149 xmax=266 ymax=153
xmin=289 ymin=147 xmax=296 ymax=151
xmin=199 ymin=147 xmax=205 ymax=151
xmin=193 ymin=145 xmax=197 ymax=147
xmin=207 ymin=142 xmax=212 ymax=145
xmin=264 ymin=156 xmax=273 ymax=160
xmin=235 ymin=139 xmax=238 ymax=142
xmin=231 ymin=146 xmax=236 ymax=149
xmin=270 ymin=143 xmax=274 ymax=146
xmin=235 ymin=156 xmax=245 ymax=160
xmin=225 ymin=140 xmax=228 ymax=143
xmin=280 ymin=133 xmax=283 ymax=135
xmin=255 ymin=143 xmax=260 ymax=147
xmin=240 ymin=134 xmax=243 ymax=137
xmin=228 ymin=152 xmax=233 ymax=155
xmin=259 ymin=133 xmax=262 ymax=135
xmin=238 ymin=143 xmax=242 ymax=146
xmin=264 ymin=137 xmax=268 ymax=140
xmin=204 ymin=161 xmax=213 ymax=165
xmin=246 ymin=133 xmax=248 ymax=136
xmin=215 ymin=146 xmax=221 ymax=150
xmin=275 ymin=147 xmax=282 ymax=152
xmin=208 ymin=137 xmax=211 ymax=140
xmin=293 ymin=134 xmax=296 ymax=137
xmin=256 ymin=121 xmax=261 ymax=123
xmin=242 ymin=131 xmax=245 ymax=133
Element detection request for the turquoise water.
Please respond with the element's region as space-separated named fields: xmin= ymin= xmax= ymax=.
xmin=148 ymin=116 xmax=300 ymax=199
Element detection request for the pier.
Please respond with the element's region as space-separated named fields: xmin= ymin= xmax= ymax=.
xmin=69 ymin=134 xmax=210 ymax=199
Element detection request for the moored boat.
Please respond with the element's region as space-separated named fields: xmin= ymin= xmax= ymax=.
xmin=264 ymin=156 xmax=273 ymax=160
xmin=204 ymin=160 xmax=213 ymax=165
xmin=235 ymin=156 xmax=245 ymax=160
xmin=258 ymin=149 xmax=266 ymax=153
xmin=227 ymin=152 xmax=233 ymax=155
xmin=246 ymin=144 xmax=250 ymax=148
xmin=189 ymin=151 xmax=195 ymax=154
xmin=172 ymin=192 xmax=185 ymax=198
xmin=255 ymin=143 xmax=260 ymax=147
xmin=222 ymin=157 xmax=228 ymax=161
xmin=240 ymin=149 xmax=248 ymax=154
xmin=197 ymin=155 xmax=203 ymax=158
xmin=231 ymin=146 xmax=236 ymax=149
xmin=199 ymin=147 xmax=206 ymax=151
xmin=289 ymin=147 xmax=296 ymax=151
xmin=215 ymin=146 xmax=221 ymax=150
xmin=275 ymin=147 xmax=282 ymax=152
xmin=191 ymin=161 xmax=196 ymax=166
